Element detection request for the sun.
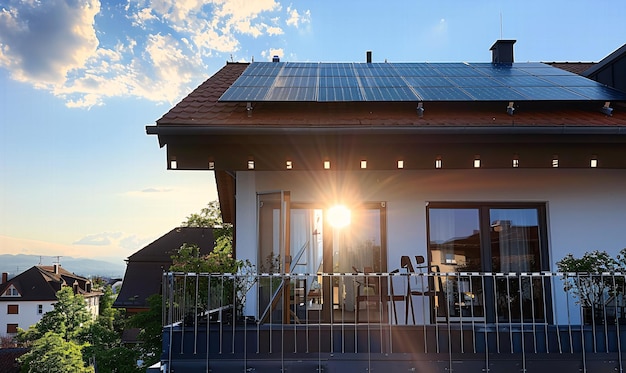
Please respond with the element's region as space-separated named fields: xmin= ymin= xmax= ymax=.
xmin=327 ymin=205 xmax=351 ymax=228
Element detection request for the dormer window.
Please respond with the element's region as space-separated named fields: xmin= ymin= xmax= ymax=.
xmin=3 ymin=285 xmax=20 ymax=297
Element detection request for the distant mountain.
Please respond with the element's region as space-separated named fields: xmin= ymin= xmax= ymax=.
xmin=0 ymin=254 xmax=126 ymax=279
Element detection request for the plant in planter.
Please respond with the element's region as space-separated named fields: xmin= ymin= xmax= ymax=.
xmin=171 ymin=241 xmax=255 ymax=324
xmin=556 ymin=250 xmax=622 ymax=324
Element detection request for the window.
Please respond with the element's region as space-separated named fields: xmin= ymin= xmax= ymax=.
xmin=427 ymin=202 xmax=551 ymax=323
xmin=3 ymin=286 xmax=19 ymax=297
xmin=38 ymin=304 xmax=43 ymax=314
xmin=7 ymin=304 xmax=18 ymax=314
xmin=6 ymin=323 xmax=18 ymax=334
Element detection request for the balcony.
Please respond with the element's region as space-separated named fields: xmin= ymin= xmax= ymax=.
xmin=159 ymin=272 xmax=626 ymax=372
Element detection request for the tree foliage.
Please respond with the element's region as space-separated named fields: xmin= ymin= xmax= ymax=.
xmin=129 ymin=294 xmax=163 ymax=368
xmin=78 ymin=286 xmax=143 ymax=373
xmin=181 ymin=200 xmax=233 ymax=243
xmin=18 ymin=332 xmax=93 ymax=373
xmin=18 ymin=286 xmax=92 ymax=343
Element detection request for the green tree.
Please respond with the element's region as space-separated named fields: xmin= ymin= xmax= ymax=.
xmin=18 ymin=332 xmax=93 ymax=373
xmin=129 ymin=294 xmax=163 ymax=368
xmin=78 ymin=321 xmax=141 ymax=373
xmin=182 ymin=200 xmax=233 ymax=243
xmin=76 ymin=285 xmax=142 ymax=372
xmin=18 ymin=286 xmax=92 ymax=343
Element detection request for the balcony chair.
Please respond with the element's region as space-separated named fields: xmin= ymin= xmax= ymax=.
xmin=352 ymin=266 xmax=382 ymax=323
xmin=401 ymin=255 xmax=448 ymax=324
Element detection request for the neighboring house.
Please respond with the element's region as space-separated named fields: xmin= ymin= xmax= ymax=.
xmin=547 ymin=42 xmax=626 ymax=92
xmin=113 ymin=227 xmax=214 ymax=315
xmin=0 ymin=265 xmax=101 ymax=338
xmin=0 ymin=348 xmax=28 ymax=373
xmin=147 ymin=40 xmax=626 ymax=372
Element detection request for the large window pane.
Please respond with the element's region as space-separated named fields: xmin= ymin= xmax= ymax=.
xmin=490 ymin=208 xmax=541 ymax=272
xmin=490 ymin=208 xmax=545 ymax=322
xmin=428 ymin=208 xmax=484 ymax=320
xmin=427 ymin=203 xmax=550 ymax=323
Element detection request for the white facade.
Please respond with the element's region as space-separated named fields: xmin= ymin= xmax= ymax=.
xmin=236 ymin=168 xmax=626 ymax=323
xmin=1 ymin=301 xmax=55 ymax=337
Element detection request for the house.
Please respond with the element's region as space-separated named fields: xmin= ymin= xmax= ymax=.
xmin=0 ymin=265 xmax=101 ymax=338
xmin=0 ymin=348 xmax=28 ymax=373
xmin=113 ymin=227 xmax=215 ymax=315
xmin=147 ymin=40 xmax=626 ymax=372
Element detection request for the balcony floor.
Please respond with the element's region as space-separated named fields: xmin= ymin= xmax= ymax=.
xmin=162 ymin=322 xmax=626 ymax=372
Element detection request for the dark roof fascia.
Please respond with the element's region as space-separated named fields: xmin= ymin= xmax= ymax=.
xmin=147 ymin=124 xmax=626 ymax=138
xmin=583 ymin=44 xmax=626 ymax=77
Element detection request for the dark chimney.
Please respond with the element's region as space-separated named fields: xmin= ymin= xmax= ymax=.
xmin=490 ymin=40 xmax=516 ymax=64
xmin=366 ymin=51 xmax=372 ymax=63
xmin=1 ymin=273 xmax=7 ymax=284
xmin=272 ymin=55 xmax=280 ymax=62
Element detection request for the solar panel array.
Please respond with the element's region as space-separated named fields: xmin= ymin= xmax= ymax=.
xmin=219 ymin=62 xmax=626 ymax=102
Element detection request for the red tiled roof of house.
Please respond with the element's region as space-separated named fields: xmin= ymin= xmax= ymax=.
xmin=156 ymin=63 xmax=626 ymax=129
xmin=545 ymin=62 xmax=596 ymax=75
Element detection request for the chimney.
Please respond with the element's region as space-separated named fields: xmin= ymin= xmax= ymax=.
xmin=53 ymin=264 xmax=60 ymax=274
xmin=366 ymin=50 xmax=372 ymax=63
xmin=1 ymin=273 xmax=7 ymax=284
xmin=272 ymin=55 xmax=280 ymax=63
xmin=490 ymin=40 xmax=516 ymax=64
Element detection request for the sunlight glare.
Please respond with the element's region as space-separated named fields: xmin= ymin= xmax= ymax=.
xmin=328 ymin=205 xmax=351 ymax=228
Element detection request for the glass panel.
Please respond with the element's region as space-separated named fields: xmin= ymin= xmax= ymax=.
xmin=490 ymin=208 xmax=545 ymax=322
xmin=289 ymin=208 xmax=324 ymax=321
xmin=327 ymin=204 xmax=386 ymax=323
xmin=429 ymin=208 xmax=481 ymax=270
xmin=428 ymin=208 xmax=484 ymax=320
xmin=257 ymin=192 xmax=290 ymax=323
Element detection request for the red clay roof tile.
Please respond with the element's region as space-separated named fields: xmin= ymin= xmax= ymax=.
xmin=156 ymin=63 xmax=626 ymax=129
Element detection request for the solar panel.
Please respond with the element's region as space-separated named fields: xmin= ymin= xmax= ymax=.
xmin=363 ymin=86 xmax=417 ymax=101
xmin=463 ymin=86 xmax=528 ymax=101
xmin=414 ymin=87 xmax=472 ymax=101
xmin=218 ymin=61 xmax=626 ymax=103
xmin=512 ymin=86 xmax=586 ymax=101
xmin=266 ymin=87 xmax=316 ymax=101
xmin=540 ymin=75 xmax=601 ymax=87
xmin=318 ymin=86 xmax=363 ymax=101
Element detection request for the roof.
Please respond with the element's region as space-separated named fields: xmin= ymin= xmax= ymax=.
xmin=127 ymin=226 xmax=214 ymax=262
xmin=0 ymin=265 xmax=100 ymax=302
xmin=155 ymin=62 xmax=626 ymax=129
xmin=546 ymin=62 xmax=596 ymax=75
xmin=113 ymin=227 xmax=214 ymax=309
xmin=0 ymin=348 xmax=28 ymax=373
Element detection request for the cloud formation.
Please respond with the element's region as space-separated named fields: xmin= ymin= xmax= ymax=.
xmin=0 ymin=0 xmax=311 ymax=107
xmin=73 ymin=231 xmax=123 ymax=246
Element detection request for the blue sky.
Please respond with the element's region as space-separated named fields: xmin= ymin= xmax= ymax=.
xmin=1 ymin=0 xmax=625 ymax=265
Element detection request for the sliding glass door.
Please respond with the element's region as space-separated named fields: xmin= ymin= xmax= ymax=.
xmin=427 ymin=203 xmax=550 ymax=323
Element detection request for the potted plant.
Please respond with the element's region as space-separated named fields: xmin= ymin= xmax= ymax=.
xmin=556 ymin=250 xmax=621 ymax=324
xmin=171 ymin=242 xmax=255 ymax=325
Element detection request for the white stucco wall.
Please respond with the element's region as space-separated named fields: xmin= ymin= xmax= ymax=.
xmin=1 ymin=301 xmax=55 ymax=337
xmin=236 ymin=168 xmax=626 ymax=323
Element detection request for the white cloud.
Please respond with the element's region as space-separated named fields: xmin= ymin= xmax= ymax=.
xmin=73 ymin=232 xmax=123 ymax=246
xmin=286 ymin=6 xmax=310 ymax=28
xmin=262 ymin=48 xmax=284 ymax=61
xmin=0 ymin=0 xmax=100 ymax=86
xmin=0 ymin=0 xmax=312 ymax=107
